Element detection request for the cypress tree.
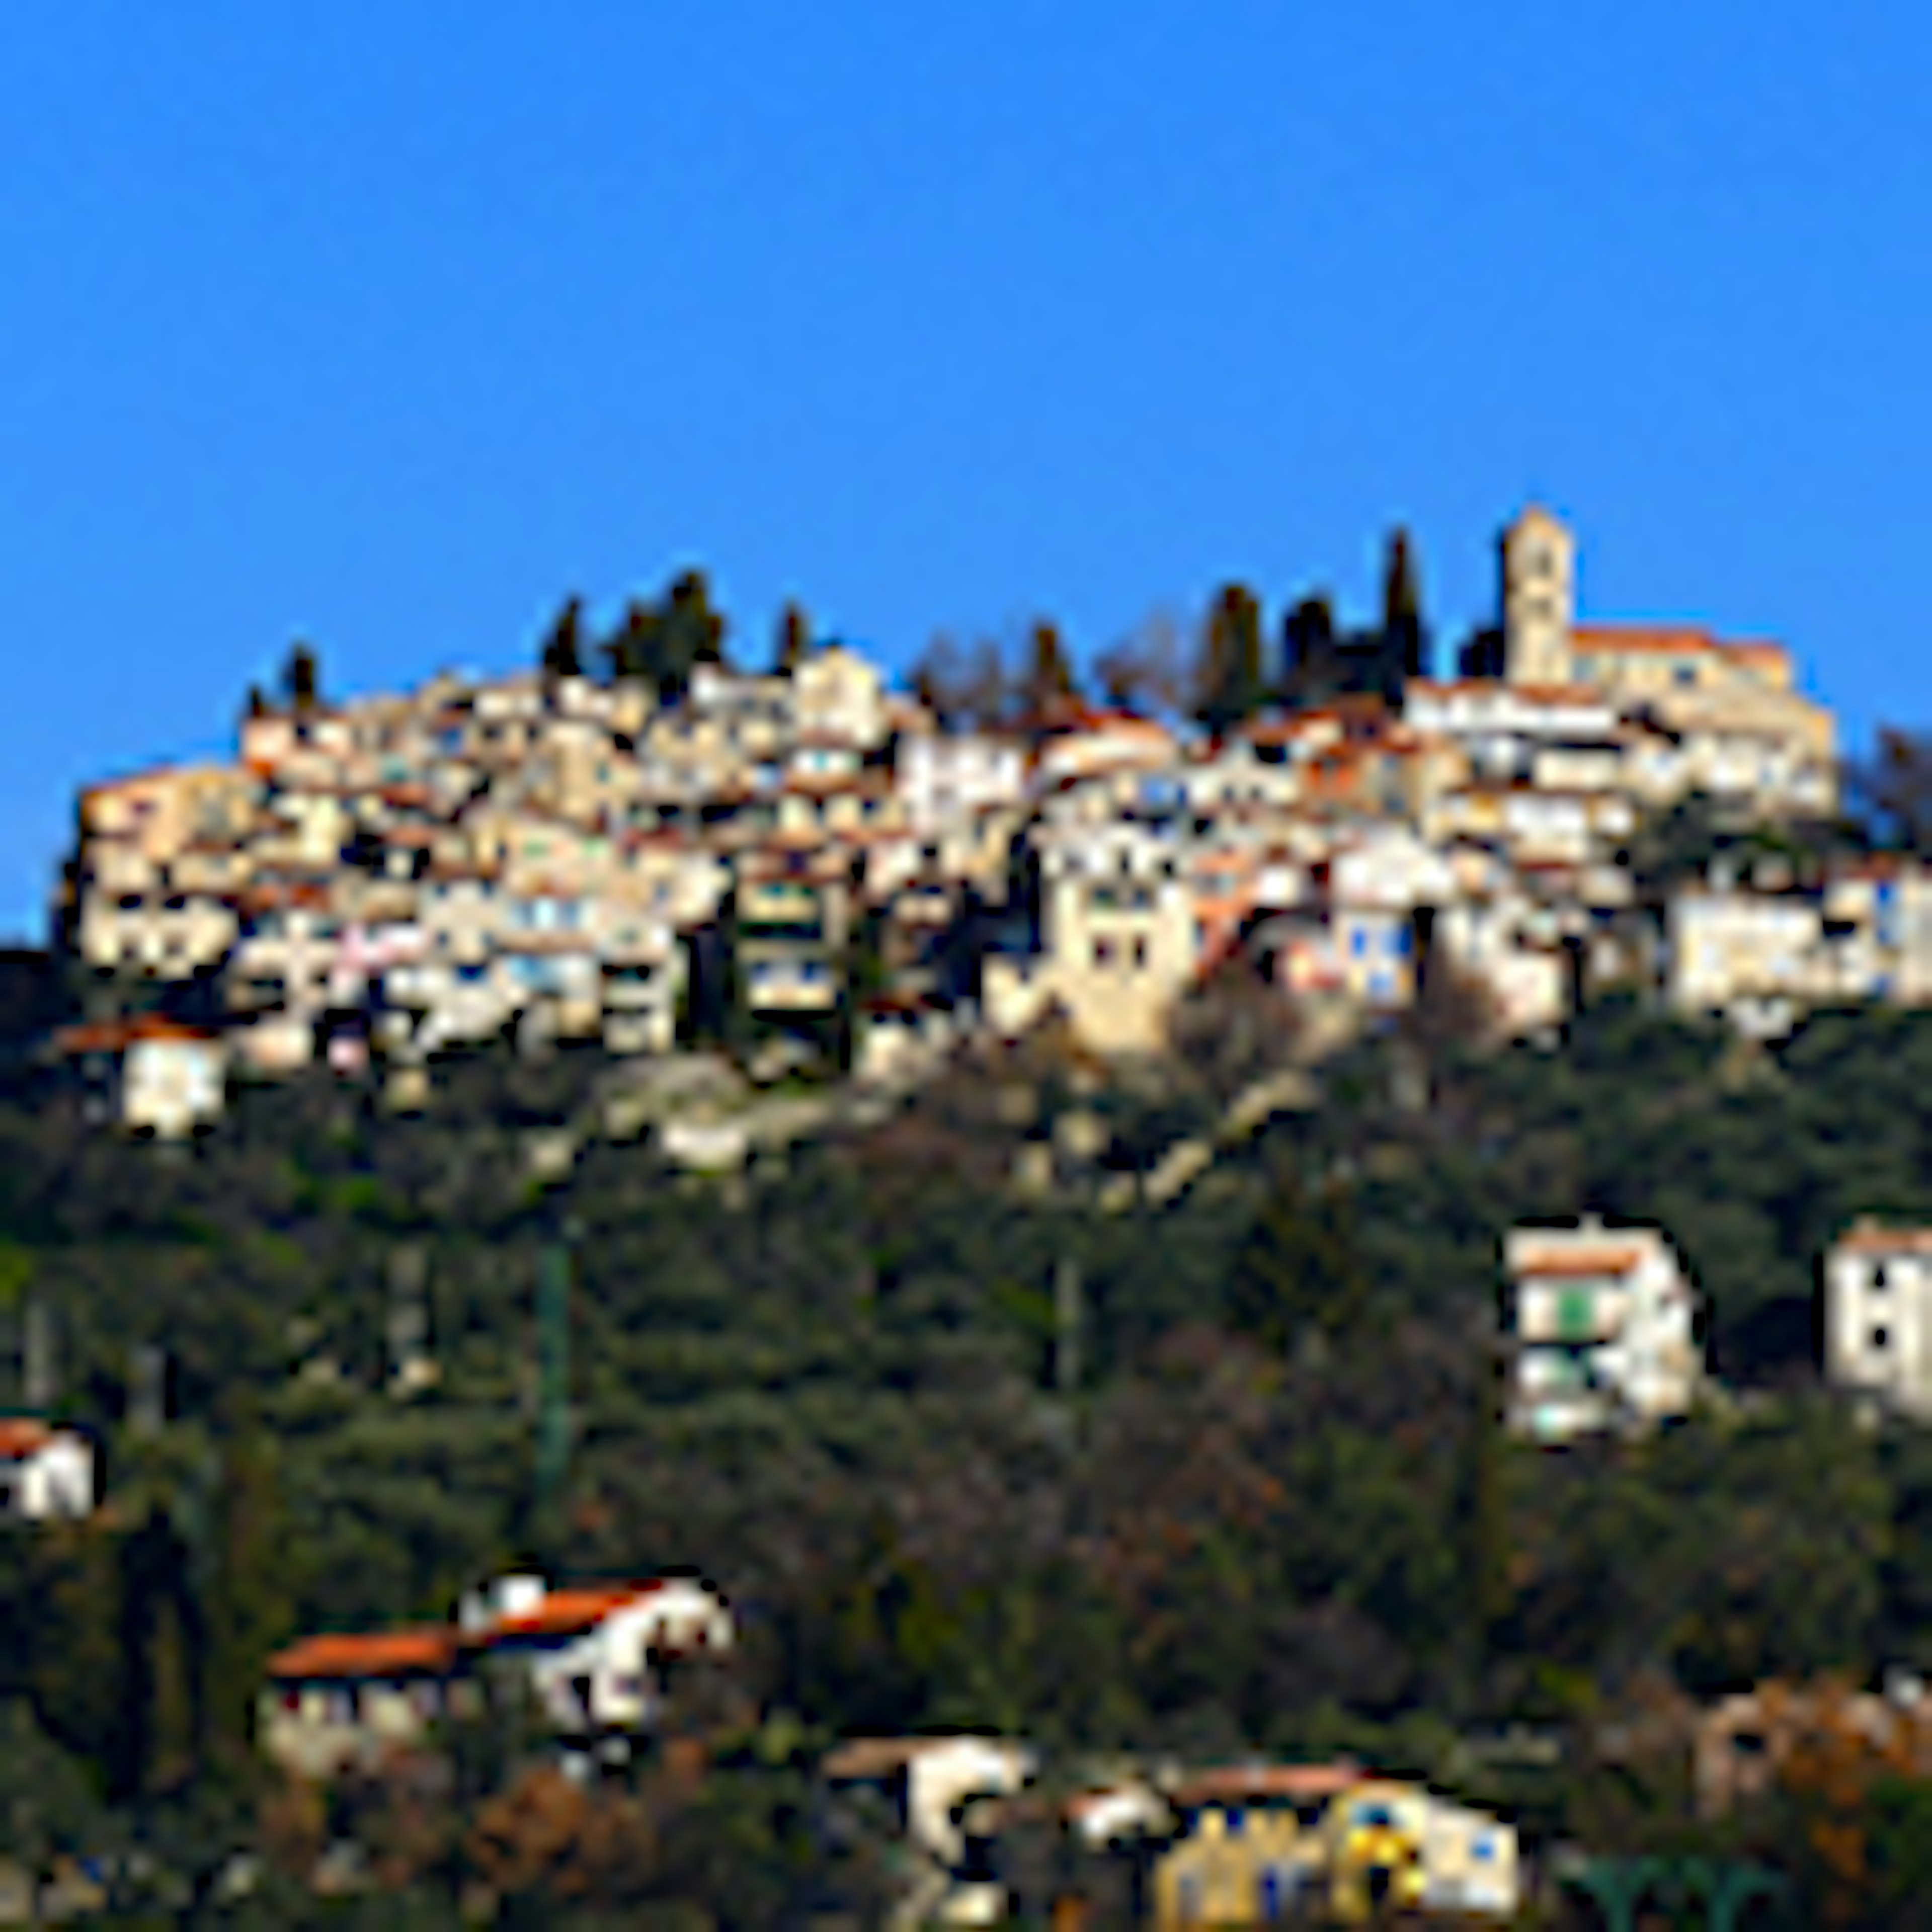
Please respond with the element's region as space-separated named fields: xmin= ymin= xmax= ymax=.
xmin=1194 ymin=584 xmax=1265 ymax=733
xmin=202 ymin=1413 xmax=299 ymax=1772
xmin=283 ymin=641 xmax=319 ymax=714
xmin=1382 ymin=527 xmax=1427 ymax=680
xmin=774 ymin=601 xmax=812 ymax=675
xmin=1026 ymin=619 xmax=1077 ymax=719
xmin=538 ymin=596 xmax=585 ymax=682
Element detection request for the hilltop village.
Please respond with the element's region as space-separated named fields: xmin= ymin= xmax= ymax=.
xmin=16 ymin=510 xmax=1932 ymax=1926
xmin=58 ymin=506 xmax=1864 ymax=1143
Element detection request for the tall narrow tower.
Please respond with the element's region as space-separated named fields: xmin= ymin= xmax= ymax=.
xmin=1499 ymin=506 xmax=1577 ymax=687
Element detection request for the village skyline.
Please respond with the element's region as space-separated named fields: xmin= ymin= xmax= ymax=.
xmin=7 ymin=7 xmax=1932 ymax=933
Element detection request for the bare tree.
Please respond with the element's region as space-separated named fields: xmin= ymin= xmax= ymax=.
xmin=1847 ymin=726 xmax=1932 ymax=852
xmin=1093 ymin=609 xmax=1188 ymax=716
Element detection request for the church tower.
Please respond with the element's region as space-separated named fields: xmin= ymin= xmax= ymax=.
xmin=1499 ymin=506 xmax=1576 ymax=686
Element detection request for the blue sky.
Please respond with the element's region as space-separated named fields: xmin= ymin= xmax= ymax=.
xmin=4 ymin=4 xmax=1929 ymax=936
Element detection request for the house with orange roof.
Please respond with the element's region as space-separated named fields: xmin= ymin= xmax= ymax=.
xmin=1493 ymin=507 xmax=1836 ymax=812
xmin=0 ymin=1417 xmax=95 ymax=1523
xmin=1032 ymin=709 xmax=1181 ymax=791
xmin=1503 ymin=1217 xmax=1704 ymax=1444
xmin=260 ymin=1626 xmax=468 ymax=1781
xmin=456 ymin=1573 xmax=732 ymax=1748
xmin=56 ymin=1015 xmax=228 ymax=1138
xmin=262 ymin=1573 xmax=734 ymax=1783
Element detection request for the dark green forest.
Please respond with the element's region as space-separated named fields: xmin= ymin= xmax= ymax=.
xmin=6 ymin=997 xmax=1932 ymax=1920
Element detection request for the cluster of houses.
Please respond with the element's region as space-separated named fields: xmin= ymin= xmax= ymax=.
xmin=822 ymin=1740 xmax=1521 ymax=1928
xmin=49 ymin=506 xmax=1896 ymax=1138
xmin=235 ymin=1557 xmax=1932 ymax=1928
xmin=261 ymin=1571 xmax=735 ymax=1783
xmin=1501 ymin=1213 xmax=1932 ymax=1447
xmin=256 ymin=1571 xmax=1523 ymax=1926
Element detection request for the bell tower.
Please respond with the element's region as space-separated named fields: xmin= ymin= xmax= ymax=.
xmin=1500 ymin=506 xmax=1576 ymax=686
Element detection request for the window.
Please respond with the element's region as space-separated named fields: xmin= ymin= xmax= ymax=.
xmin=1094 ymin=937 xmax=1114 ymax=969
xmin=1131 ymin=937 xmax=1148 ymax=972
xmin=1873 ymin=1325 xmax=1891 ymax=1352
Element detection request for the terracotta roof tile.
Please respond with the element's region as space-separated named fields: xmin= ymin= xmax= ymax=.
xmin=268 ymin=1627 xmax=458 ymax=1681
xmin=0 ymin=1418 xmax=57 ymax=1461
xmin=1511 ymin=1248 xmax=1647 ymax=1278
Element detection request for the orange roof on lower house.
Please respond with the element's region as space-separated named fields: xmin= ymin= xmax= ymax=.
xmin=822 ymin=1736 xmax=973 ymax=1780
xmin=268 ymin=1627 xmax=458 ymax=1681
xmin=1833 ymin=1222 xmax=1932 ymax=1258
xmin=1511 ymin=1247 xmax=1646 ymax=1278
xmin=1169 ymin=1762 xmax=1365 ymax=1806
xmin=54 ymin=1016 xmax=219 ymax=1057
xmin=474 ymin=1583 xmax=657 ymax=1645
xmin=0 ymin=1418 xmax=58 ymax=1461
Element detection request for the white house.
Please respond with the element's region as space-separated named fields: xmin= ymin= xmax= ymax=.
xmin=459 ymin=1573 xmax=735 ymax=1747
xmin=0 ymin=1420 xmax=96 ymax=1523
xmin=57 ymin=1018 xmax=229 ymax=1138
xmin=1503 ymin=1218 xmax=1704 ymax=1444
xmin=822 ymin=1734 xmax=1038 ymax=1929
xmin=1823 ymin=1221 xmax=1932 ymax=1419
xmin=262 ymin=1573 xmax=735 ymax=1783
xmin=896 ymin=732 xmax=1026 ymax=838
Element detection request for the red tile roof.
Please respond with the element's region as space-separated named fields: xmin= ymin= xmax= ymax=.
xmin=1512 ymin=1247 xmax=1646 ymax=1279
xmin=1169 ymin=1762 xmax=1365 ymax=1806
xmin=472 ymin=1583 xmax=659 ymax=1645
xmin=267 ymin=1627 xmax=458 ymax=1681
xmin=1571 ymin=624 xmax=1723 ymax=656
xmin=1833 ymin=1222 xmax=1932 ymax=1258
xmin=55 ymin=1016 xmax=219 ymax=1057
xmin=0 ymin=1418 xmax=57 ymax=1462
